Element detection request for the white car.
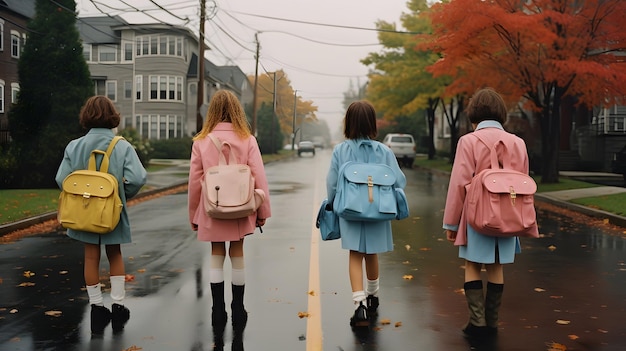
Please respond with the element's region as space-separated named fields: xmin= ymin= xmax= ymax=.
xmin=383 ymin=133 xmax=416 ymax=168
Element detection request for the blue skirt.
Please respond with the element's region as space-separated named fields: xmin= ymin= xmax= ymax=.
xmin=459 ymin=225 xmax=521 ymax=264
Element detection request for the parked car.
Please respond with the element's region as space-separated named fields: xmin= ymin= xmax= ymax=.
xmin=298 ymin=141 xmax=315 ymax=157
xmin=382 ymin=133 xmax=416 ymax=168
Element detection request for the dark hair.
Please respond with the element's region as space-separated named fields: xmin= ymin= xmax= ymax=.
xmin=79 ymin=95 xmax=121 ymax=129
xmin=343 ymin=100 xmax=377 ymax=139
xmin=465 ymin=88 xmax=508 ymax=124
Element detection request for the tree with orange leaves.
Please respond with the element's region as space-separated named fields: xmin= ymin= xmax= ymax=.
xmin=424 ymin=0 xmax=626 ymax=183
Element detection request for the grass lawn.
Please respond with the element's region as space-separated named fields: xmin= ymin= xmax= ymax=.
xmin=0 ymin=189 xmax=60 ymax=225
xmin=572 ymin=193 xmax=626 ymax=216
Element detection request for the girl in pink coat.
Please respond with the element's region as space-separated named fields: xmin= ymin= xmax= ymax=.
xmin=443 ymin=88 xmax=534 ymax=340
xmin=188 ymin=90 xmax=271 ymax=350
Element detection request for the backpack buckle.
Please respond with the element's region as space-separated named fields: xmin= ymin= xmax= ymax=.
xmin=509 ymin=186 xmax=516 ymax=205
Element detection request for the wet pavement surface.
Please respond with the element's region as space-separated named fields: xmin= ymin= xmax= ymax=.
xmin=1 ymin=151 xmax=626 ymax=351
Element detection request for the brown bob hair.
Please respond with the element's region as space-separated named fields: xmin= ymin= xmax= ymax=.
xmin=466 ymin=88 xmax=508 ymax=124
xmin=343 ymin=100 xmax=377 ymax=140
xmin=79 ymin=95 xmax=121 ymax=129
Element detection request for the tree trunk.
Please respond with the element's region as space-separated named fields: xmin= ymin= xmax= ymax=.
xmin=426 ymin=106 xmax=436 ymax=160
xmin=540 ymin=89 xmax=562 ymax=183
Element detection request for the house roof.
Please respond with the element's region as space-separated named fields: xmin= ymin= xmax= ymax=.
xmin=77 ymin=16 xmax=128 ymax=44
xmin=0 ymin=0 xmax=36 ymax=18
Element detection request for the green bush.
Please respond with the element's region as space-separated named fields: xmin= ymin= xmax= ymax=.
xmin=0 ymin=146 xmax=18 ymax=188
xmin=150 ymin=137 xmax=193 ymax=159
xmin=118 ymin=128 xmax=153 ymax=166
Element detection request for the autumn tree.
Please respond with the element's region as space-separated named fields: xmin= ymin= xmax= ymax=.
xmin=362 ymin=0 xmax=448 ymax=159
xmin=249 ymin=70 xmax=317 ymax=147
xmin=426 ymin=0 xmax=626 ymax=183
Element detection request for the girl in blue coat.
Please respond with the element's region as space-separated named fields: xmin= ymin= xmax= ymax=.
xmin=56 ymin=96 xmax=147 ymax=335
xmin=326 ymin=101 xmax=406 ymax=328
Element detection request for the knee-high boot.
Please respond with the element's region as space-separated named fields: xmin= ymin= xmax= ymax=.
xmin=211 ymin=282 xmax=227 ymax=350
xmin=485 ymin=282 xmax=504 ymax=335
xmin=231 ymin=284 xmax=248 ymax=330
xmin=463 ymin=280 xmax=487 ymax=338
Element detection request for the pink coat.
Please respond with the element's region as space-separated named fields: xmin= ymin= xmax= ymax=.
xmin=443 ymin=126 xmax=530 ymax=245
xmin=188 ymin=123 xmax=271 ymax=242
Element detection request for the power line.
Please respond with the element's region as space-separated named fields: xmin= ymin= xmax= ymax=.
xmin=227 ymin=9 xmax=418 ymax=35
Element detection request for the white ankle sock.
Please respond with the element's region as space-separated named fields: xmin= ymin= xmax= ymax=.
xmin=110 ymin=275 xmax=126 ymax=304
xmin=366 ymin=278 xmax=379 ymax=296
xmin=352 ymin=290 xmax=366 ymax=305
xmin=87 ymin=283 xmax=103 ymax=306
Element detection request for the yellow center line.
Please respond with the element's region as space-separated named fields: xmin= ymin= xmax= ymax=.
xmin=306 ymin=158 xmax=324 ymax=350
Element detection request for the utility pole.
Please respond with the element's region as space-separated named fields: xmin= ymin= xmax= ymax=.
xmin=291 ymin=90 xmax=297 ymax=151
xmin=251 ymin=33 xmax=260 ymax=136
xmin=270 ymin=72 xmax=277 ymax=152
xmin=196 ymin=0 xmax=206 ymax=133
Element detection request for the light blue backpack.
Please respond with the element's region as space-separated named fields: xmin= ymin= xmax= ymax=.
xmin=333 ymin=140 xmax=408 ymax=222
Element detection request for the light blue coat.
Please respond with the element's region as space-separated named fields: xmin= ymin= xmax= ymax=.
xmin=326 ymin=139 xmax=407 ymax=254
xmin=55 ymin=128 xmax=147 ymax=245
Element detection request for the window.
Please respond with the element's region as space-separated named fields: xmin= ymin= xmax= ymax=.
xmin=11 ymin=83 xmax=19 ymax=104
xmin=124 ymin=42 xmax=133 ymax=61
xmin=135 ymin=75 xmax=143 ymax=101
xmin=99 ymin=45 xmax=117 ymax=62
xmin=124 ymin=81 xmax=132 ymax=99
xmin=0 ymin=80 xmax=4 ymax=113
xmin=94 ymin=79 xmax=106 ymax=95
xmin=148 ymin=75 xmax=183 ymax=101
xmin=106 ymin=81 xmax=117 ymax=101
xmin=135 ymin=35 xmax=185 ymax=57
xmin=83 ymin=43 xmax=92 ymax=62
xmin=150 ymin=37 xmax=158 ymax=55
xmin=11 ymin=30 xmax=20 ymax=58
xmin=0 ymin=20 xmax=4 ymax=51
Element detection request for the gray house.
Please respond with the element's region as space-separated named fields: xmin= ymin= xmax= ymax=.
xmin=77 ymin=16 xmax=251 ymax=139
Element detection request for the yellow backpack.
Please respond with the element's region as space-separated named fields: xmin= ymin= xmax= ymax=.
xmin=58 ymin=136 xmax=124 ymax=234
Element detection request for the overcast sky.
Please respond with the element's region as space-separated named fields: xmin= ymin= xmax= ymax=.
xmin=75 ymin=0 xmax=410 ymax=133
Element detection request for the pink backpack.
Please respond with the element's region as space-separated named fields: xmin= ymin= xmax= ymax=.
xmin=464 ymin=134 xmax=539 ymax=238
xmin=201 ymin=134 xmax=265 ymax=220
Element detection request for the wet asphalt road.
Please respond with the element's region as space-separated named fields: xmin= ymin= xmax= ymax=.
xmin=1 ymin=149 xmax=626 ymax=351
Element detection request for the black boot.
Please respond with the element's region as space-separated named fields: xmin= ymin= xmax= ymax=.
xmin=111 ymin=303 xmax=130 ymax=334
xmin=90 ymin=304 xmax=111 ymax=336
xmin=485 ymin=282 xmax=504 ymax=336
xmin=211 ymin=282 xmax=227 ymax=350
xmin=231 ymin=284 xmax=248 ymax=332
xmin=462 ymin=280 xmax=487 ymax=339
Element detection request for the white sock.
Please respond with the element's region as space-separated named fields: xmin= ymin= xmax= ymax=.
xmin=352 ymin=290 xmax=366 ymax=305
xmin=87 ymin=283 xmax=104 ymax=306
xmin=209 ymin=255 xmax=225 ymax=283
xmin=231 ymin=256 xmax=245 ymax=286
xmin=110 ymin=275 xmax=125 ymax=304
xmin=366 ymin=278 xmax=379 ymax=296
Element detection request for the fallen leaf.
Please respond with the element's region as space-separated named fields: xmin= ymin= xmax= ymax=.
xmin=556 ymin=319 xmax=571 ymax=325
xmin=404 ymin=244 xmax=411 ymax=251
xmin=123 ymin=346 xmax=143 ymax=351
xmin=380 ymin=318 xmax=391 ymax=325
xmin=603 ymin=218 xmax=609 ymax=225
xmin=59 ymin=271 xmax=68 ymax=275
xmin=546 ymin=342 xmax=567 ymax=351
xmin=0 ymin=277 xmax=3 ymax=284
xmin=308 ymin=290 xmax=315 ymax=296
xmin=394 ymin=321 xmax=402 ymax=328
xmin=402 ymin=261 xmax=410 ymax=264
xmin=45 ymin=310 xmax=62 ymax=317
xmin=17 ymin=282 xmax=35 ymax=287
xmin=297 ymin=311 xmax=309 ymax=319
xmin=534 ymin=287 xmax=546 ymax=292
xmin=598 ymin=329 xmax=608 ymax=333
xmin=419 ymin=247 xmax=431 ymax=251
xmin=137 ymin=269 xmax=146 ymax=273
xmin=125 ymin=274 xmax=135 ymax=282
xmin=402 ymin=275 xmax=413 ymax=280
xmin=549 ymin=296 xmax=563 ymax=299
xmin=23 ymin=271 xmax=35 ymax=278
xmin=548 ymin=245 xmax=557 ymax=251
xmin=10 ymin=309 xmax=18 ymax=314
xmin=568 ymin=334 xmax=579 ymax=340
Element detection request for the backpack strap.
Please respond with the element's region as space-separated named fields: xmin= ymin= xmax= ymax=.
xmin=89 ymin=136 xmax=124 ymax=173
xmin=346 ymin=139 xmax=378 ymax=163
xmin=208 ymin=133 xmax=239 ymax=165
xmin=473 ymin=133 xmax=510 ymax=170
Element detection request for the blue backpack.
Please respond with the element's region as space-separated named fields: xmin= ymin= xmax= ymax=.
xmin=333 ymin=140 xmax=408 ymax=222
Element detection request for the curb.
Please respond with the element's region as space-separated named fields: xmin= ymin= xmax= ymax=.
xmin=534 ymin=194 xmax=626 ymax=228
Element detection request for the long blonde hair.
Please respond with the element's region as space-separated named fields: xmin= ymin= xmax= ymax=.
xmin=193 ymin=90 xmax=251 ymax=140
